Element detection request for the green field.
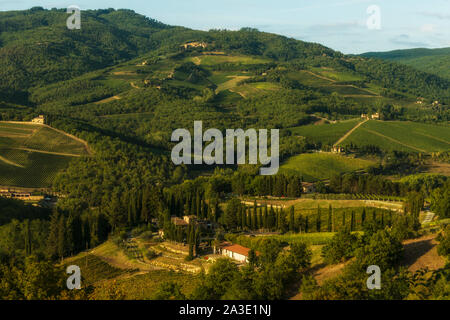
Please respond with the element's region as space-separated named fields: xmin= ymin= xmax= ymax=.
xmin=64 ymin=252 xmax=199 ymax=299
xmin=0 ymin=122 xmax=89 ymax=187
xmin=288 ymin=119 xmax=361 ymax=146
xmin=280 ymin=152 xmax=374 ymax=181
xmin=93 ymin=269 xmax=200 ymax=300
xmin=64 ymin=254 xmax=132 ymax=286
xmin=320 ymin=85 xmax=376 ymax=96
xmin=0 ymin=149 xmax=73 ymax=187
xmin=310 ymin=67 xmax=364 ymax=82
xmin=186 ymin=54 xmax=271 ymax=66
xmin=286 ymin=70 xmax=332 ymax=86
xmin=227 ymin=232 xmax=335 ymax=249
xmin=342 ymin=120 xmax=450 ymax=153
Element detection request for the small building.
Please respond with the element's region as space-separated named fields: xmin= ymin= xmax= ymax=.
xmin=302 ymin=182 xmax=316 ymax=194
xmin=361 ymin=113 xmax=368 ymax=119
xmin=371 ymin=112 xmax=380 ymax=120
xmin=182 ymin=41 xmax=208 ymax=50
xmin=11 ymin=192 xmax=32 ymax=199
xmin=332 ymin=146 xmax=345 ymax=153
xmin=183 ymin=215 xmax=197 ymax=224
xmin=416 ymin=97 xmax=425 ymax=104
xmin=432 ymin=100 xmax=440 ymax=107
xmin=31 ymin=115 xmax=45 ymax=124
xmin=171 ymin=216 xmax=188 ymax=227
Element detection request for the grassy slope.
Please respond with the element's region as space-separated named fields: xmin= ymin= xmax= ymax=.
xmin=280 ymin=152 xmax=374 ymax=181
xmin=0 ymin=122 xmax=89 ymax=187
xmin=289 ymin=119 xmax=361 ymax=146
xmin=63 ymin=242 xmax=199 ymax=299
xmin=342 ymin=120 xmax=450 ymax=153
xmin=361 ymin=47 xmax=450 ymax=79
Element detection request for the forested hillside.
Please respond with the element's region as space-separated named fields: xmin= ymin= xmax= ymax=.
xmin=0 ymin=8 xmax=449 ymax=301
xmin=1 ymin=8 xmax=449 ymax=105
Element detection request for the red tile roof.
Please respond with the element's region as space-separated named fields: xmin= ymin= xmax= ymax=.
xmin=222 ymin=244 xmax=259 ymax=257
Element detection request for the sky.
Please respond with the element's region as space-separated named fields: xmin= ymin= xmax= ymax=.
xmin=1 ymin=0 xmax=450 ymax=54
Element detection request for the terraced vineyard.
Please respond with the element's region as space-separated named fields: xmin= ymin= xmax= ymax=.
xmin=63 ymin=254 xmax=131 ymax=286
xmin=0 ymin=122 xmax=90 ymax=187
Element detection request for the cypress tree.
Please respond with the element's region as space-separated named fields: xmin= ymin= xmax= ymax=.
xmin=263 ymin=206 xmax=268 ymax=229
xmin=258 ymin=207 xmax=263 ymax=229
xmin=57 ymin=215 xmax=66 ymax=261
xmin=194 ymin=227 xmax=200 ymax=257
xmin=201 ymin=199 xmax=205 ymax=219
xmin=241 ymin=206 xmax=246 ymax=229
xmin=214 ymin=197 xmax=220 ymax=222
xmin=24 ymin=219 xmax=32 ymax=256
xmin=350 ymin=211 xmax=355 ymax=232
xmin=361 ymin=208 xmax=366 ymax=226
xmin=342 ymin=212 xmax=346 ymax=231
xmin=47 ymin=210 xmax=60 ymax=260
xmin=289 ymin=206 xmax=295 ymax=232
xmin=316 ymin=205 xmax=321 ymax=232
xmin=252 ymin=201 xmax=257 ymax=230
xmin=327 ymin=205 xmax=333 ymax=232
xmin=128 ymin=193 xmax=134 ymax=226
xmin=83 ymin=218 xmax=91 ymax=250
xmin=279 ymin=208 xmax=285 ymax=232
xmin=269 ymin=206 xmax=275 ymax=230
xmin=141 ymin=190 xmax=150 ymax=223
xmin=196 ymin=192 xmax=201 ymax=217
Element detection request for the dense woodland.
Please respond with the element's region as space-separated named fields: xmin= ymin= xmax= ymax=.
xmin=0 ymin=8 xmax=449 ymax=300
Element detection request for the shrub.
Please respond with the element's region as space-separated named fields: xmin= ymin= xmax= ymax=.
xmin=355 ymin=229 xmax=403 ymax=270
xmin=140 ymin=231 xmax=154 ymax=240
xmin=322 ymin=230 xmax=358 ymax=264
xmin=145 ymin=249 xmax=159 ymax=260
xmin=437 ymin=227 xmax=450 ymax=259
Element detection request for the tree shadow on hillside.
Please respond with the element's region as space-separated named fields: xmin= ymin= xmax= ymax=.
xmin=401 ymin=238 xmax=434 ymax=268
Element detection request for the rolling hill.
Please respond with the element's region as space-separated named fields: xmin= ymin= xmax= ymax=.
xmin=0 ymin=8 xmax=449 ymax=190
xmin=0 ymin=121 xmax=90 ymax=187
xmin=1 ymin=8 xmax=449 ymax=107
xmin=361 ymin=47 xmax=450 ymax=80
xmin=280 ymin=152 xmax=375 ymax=181
xmin=340 ymin=120 xmax=450 ymax=153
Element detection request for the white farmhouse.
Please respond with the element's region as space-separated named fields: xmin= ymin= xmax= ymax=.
xmin=216 ymin=243 xmax=257 ymax=263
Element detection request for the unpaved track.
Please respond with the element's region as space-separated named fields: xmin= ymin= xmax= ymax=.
xmin=0 ymin=155 xmax=24 ymax=168
xmin=0 ymin=121 xmax=93 ymax=156
xmin=12 ymin=147 xmax=82 ymax=158
xmin=304 ymin=70 xmax=335 ymax=82
xmin=334 ymin=119 xmax=368 ymax=146
xmin=42 ymin=124 xmax=93 ymax=155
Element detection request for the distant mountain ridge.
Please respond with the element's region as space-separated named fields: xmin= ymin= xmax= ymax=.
xmin=0 ymin=7 xmax=449 ymax=106
xmin=361 ymin=47 xmax=450 ymax=80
